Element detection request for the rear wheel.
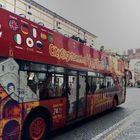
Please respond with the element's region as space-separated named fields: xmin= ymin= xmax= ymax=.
xmin=21 ymin=112 xmax=50 ymax=140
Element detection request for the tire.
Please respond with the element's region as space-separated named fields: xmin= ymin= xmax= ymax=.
xmin=21 ymin=111 xmax=50 ymax=140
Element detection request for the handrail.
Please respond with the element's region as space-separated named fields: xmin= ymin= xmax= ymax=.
xmin=1 ymin=0 xmax=98 ymax=48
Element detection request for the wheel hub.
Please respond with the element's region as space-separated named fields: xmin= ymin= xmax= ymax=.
xmin=29 ymin=117 xmax=46 ymax=140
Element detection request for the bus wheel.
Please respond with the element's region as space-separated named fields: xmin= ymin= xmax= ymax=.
xmin=21 ymin=112 xmax=50 ymax=140
xmin=29 ymin=117 xmax=46 ymax=139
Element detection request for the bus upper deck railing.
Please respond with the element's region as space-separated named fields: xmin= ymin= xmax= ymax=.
xmin=0 ymin=0 xmax=97 ymax=48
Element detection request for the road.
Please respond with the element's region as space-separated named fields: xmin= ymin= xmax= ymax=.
xmin=50 ymin=88 xmax=140 ymax=140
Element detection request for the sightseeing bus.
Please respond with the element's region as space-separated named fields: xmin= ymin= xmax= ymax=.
xmin=0 ymin=6 xmax=126 ymax=140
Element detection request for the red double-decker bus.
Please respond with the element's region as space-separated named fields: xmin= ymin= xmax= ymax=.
xmin=0 ymin=6 xmax=126 ymax=140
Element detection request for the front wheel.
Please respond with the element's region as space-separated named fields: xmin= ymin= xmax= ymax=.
xmin=21 ymin=112 xmax=50 ymax=140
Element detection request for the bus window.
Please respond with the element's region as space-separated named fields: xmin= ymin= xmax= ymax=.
xmin=0 ymin=57 xmax=6 ymax=62
xmin=68 ymin=76 xmax=77 ymax=96
xmin=91 ymin=77 xmax=97 ymax=93
xmin=67 ymin=70 xmax=77 ymax=119
xmin=30 ymin=63 xmax=41 ymax=71
xmin=39 ymin=73 xmax=64 ymax=99
xmin=79 ymin=74 xmax=86 ymax=96
xmin=53 ymin=74 xmax=64 ymax=97
xmin=40 ymin=64 xmax=47 ymax=71
xmin=88 ymin=72 xmax=98 ymax=94
xmin=106 ymin=76 xmax=112 ymax=88
xmin=41 ymin=74 xmax=55 ymax=98
xmin=18 ymin=60 xmax=47 ymax=72
xmin=27 ymin=72 xmax=39 ymax=94
xmin=99 ymin=73 xmax=106 ymax=89
xmin=87 ymin=76 xmax=92 ymax=93
xmin=87 ymin=77 xmax=97 ymax=94
xmin=19 ymin=61 xmax=65 ymax=99
xmin=47 ymin=66 xmax=65 ymax=97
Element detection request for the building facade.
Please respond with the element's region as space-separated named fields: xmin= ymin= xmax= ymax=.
xmin=127 ymin=49 xmax=140 ymax=86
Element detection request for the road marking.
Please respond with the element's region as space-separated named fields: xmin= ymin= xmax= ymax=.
xmin=91 ymin=110 xmax=140 ymax=140
xmin=103 ymin=126 xmax=125 ymax=140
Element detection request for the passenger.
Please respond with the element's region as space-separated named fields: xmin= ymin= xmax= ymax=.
xmin=91 ymin=82 xmax=97 ymax=93
xmin=85 ymin=79 xmax=90 ymax=93
xmin=39 ymin=74 xmax=55 ymax=99
xmin=67 ymin=82 xmax=72 ymax=95
xmin=55 ymin=78 xmax=61 ymax=96
xmin=45 ymin=74 xmax=55 ymax=97
xmin=100 ymin=82 xmax=105 ymax=89
xmin=107 ymin=81 xmax=111 ymax=88
xmin=39 ymin=82 xmax=47 ymax=100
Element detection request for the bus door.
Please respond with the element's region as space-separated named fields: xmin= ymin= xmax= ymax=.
xmin=77 ymin=72 xmax=87 ymax=117
xmin=66 ymin=70 xmax=77 ymax=121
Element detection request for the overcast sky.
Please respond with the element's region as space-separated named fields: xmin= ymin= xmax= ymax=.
xmin=35 ymin=0 xmax=140 ymax=54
